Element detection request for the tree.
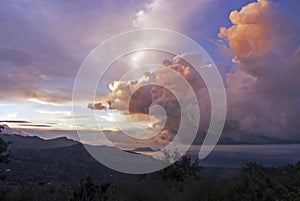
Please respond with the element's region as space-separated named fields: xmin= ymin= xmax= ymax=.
xmin=0 ymin=125 xmax=9 ymax=181
xmin=70 ymin=177 xmax=110 ymax=201
xmin=160 ymin=152 xmax=202 ymax=181
xmin=0 ymin=126 xmax=9 ymax=164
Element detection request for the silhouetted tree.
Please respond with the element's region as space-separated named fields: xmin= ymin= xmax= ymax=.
xmin=70 ymin=177 xmax=110 ymax=201
xmin=160 ymin=153 xmax=202 ymax=181
xmin=0 ymin=126 xmax=9 ymax=164
xmin=0 ymin=126 xmax=9 ymax=181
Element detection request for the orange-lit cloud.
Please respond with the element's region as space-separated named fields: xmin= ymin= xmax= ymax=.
xmin=89 ymin=54 xmax=212 ymax=145
xmin=218 ymin=0 xmax=300 ymax=142
xmin=91 ymin=0 xmax=300 ymax=145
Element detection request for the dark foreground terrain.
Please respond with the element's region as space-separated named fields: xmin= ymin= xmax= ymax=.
xmin=1 ymin=134 xmax=300 ymax=201
xmin=1 ymin=160 xmax=300 ymax=201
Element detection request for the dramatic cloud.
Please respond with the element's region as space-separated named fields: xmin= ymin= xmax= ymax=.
xmin=91 ymin=0 xmax=300 ymax=145
xmin=90 ymin=54 xmax=212 ymax=145
xmin=2 ymin=0 xmax=299 ymax=146
xmin=0 ymin=0 xmax=228 ymax=140
xmin=218 ymin=0 xmax=300 ymax=142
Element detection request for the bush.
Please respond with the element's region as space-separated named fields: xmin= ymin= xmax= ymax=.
xmin=160 ymin=152 xmax=202 ymax=182
xmin=70 ymin=177 xmax=110 ymax=201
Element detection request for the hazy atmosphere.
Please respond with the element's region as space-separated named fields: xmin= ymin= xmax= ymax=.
xmin=1 ymin=0 xmax=300 ymax=200
xmin=1 ymin=0 xmax=300 ymax=147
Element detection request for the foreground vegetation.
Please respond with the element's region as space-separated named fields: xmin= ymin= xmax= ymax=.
xmin=1 ymin=136 xmax=300 ymax=200
xmin=1 ymin=158 xmax=300 ymax=201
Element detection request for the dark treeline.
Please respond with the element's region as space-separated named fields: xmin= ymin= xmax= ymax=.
xmin=66 ymin=157 xmax=300 ymax=201
xmin=1 ymin=137 xmax=300 ymax=201
xmin=1 ymin=156 xmax=300 ymax=200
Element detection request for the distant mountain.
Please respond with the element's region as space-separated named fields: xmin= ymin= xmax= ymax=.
xmin=0 ymin=133 xmax=78 ymax=152
xmin=193 ymin=129 xmax=300 ymax=145
xmin=218 ymin=134 xmax=300 ymax=145
xmin=0 ymin=124 xmax=78 ymax=152
xmin=132 ymin=147 xmax=156 ymax=152
xmin=0 ymin=132 xmax=161 ymax=183
xmin=0 ymin=124 xmax=28 ymax=136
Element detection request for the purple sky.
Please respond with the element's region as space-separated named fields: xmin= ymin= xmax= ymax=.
xmin=0 ymin=0 xmax=300 ymax=146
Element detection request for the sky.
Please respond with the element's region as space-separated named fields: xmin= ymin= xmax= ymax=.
xmin=0 ymin=0 xmax=300 ymax=148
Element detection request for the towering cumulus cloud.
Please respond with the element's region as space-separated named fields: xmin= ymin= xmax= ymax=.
xmin=219 ymin=0 xmax=300 ymax=142
xmin=89 ymin=54 xmax=212 ymax=144
xmin=90 ymin=0 xmax=300 ymax=145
